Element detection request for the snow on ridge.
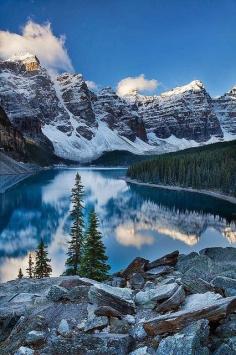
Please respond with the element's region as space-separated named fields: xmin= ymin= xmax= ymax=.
xmin=6 ymin=52 xmax=37 ymax=62
xmin=160 ymin=80 xmax=204 ymax=97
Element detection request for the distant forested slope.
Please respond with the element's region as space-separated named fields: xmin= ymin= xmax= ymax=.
xmin=127 ymin=140 xmax=236 ymax=196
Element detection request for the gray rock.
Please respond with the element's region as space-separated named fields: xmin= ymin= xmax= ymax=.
xmin=212 ymin=276 xmax=236 ymax=296
xmin=156 ymin=285 xmax=185 ymax=312
xmin=146 ymin=251 xmax=179 ymax=270
xmin=156 ymin=320 xmax=209 ymax=355
xmin=213 ymin=343 xmax=234 ymax=355
xmin=25 ymin=330 xmax=46 ymax=345
xmin=84 ymin=316 xmax=108 ymax=332
xmin=108 ymin=277 xmax=126 ymax=288
xmin=135 ymin=283 xmax=178 ymax=309
xmin=47 ymin=285 xmax=69 ymax=302
xmin=200 ymin=247 xmax=236 ymax=264
xmin=94 ymin=306 xmax=123 ymax=319
xmin=57 ymin=319 xmax=70 ymax=337
xmin=215 ymin=319 xmax=236 ymax=338
xmin=129 ymin=346 xmax=150 ymax=354
xmin=143 ymin=293 xmax=236 ymax=336
xmin=45 ymin=332 xmax=132 ymax=354
xmin=181 ymin=274 xmax=215 ymax=294
xmin=146 ymin=266 xmax=174 ymax=277
xmin=88 ymin=283 xmax=135 ymax=315
xmin=110 ymin=317 xmax=130 ymax=334
xmin=14 ymin=347 xmax=34 ymax=355
xmin=68 ymin=285 xmax=90 ymax=302
xmin=129 ymin=273 xmax=145 ymax=290
xmin=130 ymin=324 xmax=147 ymax=341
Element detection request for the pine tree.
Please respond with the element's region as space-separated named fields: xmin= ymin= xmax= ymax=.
xmin=64 ymin=173 xmax=84 ymax=275
xmin=34 ymin=239 xmax=52 ymax=278
xmin=18 ymin=268 xmax=23 ymax=279
xmin=26 ymin=253 xmax=34 ymax=278
xmin=80 ymin=210 xmax=110 ymax=281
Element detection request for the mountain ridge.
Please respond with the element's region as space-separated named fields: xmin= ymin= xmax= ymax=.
xmin=0 ymin=53 xmax=235 ymax=163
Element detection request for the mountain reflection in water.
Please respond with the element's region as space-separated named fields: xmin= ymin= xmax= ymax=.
xmin=0 ymin=168 xmax=235 ymax=282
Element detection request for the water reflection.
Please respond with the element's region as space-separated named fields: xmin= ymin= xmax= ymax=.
xmin=0 ymin=168 xmax=235 ymax=282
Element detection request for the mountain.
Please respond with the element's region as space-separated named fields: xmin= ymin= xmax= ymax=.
xmin=0 ymin=54 xmax=235 ymax=163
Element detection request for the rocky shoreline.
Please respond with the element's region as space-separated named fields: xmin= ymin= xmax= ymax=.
xmin=1 ymin=247 xmax=236 ymax=354
xmin=125 ymin=177 xmax=236 ymax=205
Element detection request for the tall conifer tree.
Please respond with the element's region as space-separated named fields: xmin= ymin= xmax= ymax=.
xmin=34 ymin=239 xmax=52 ymax=278
xmin=80 ymin=210 xmax=110 ymax=281
xmin=26 ymin=253 xmax=34 ymax=278
xmin=18 ymin=268 xmax=23 ymax=279
xmin=65 ymin=173 xmax=84 ymax=275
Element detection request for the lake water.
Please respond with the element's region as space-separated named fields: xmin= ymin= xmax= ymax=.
xmin=0 ymin=168 xmax=236 ymax=282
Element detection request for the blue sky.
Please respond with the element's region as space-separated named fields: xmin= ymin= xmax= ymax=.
xmin=0 ymin=0 xmax=236 ymax=96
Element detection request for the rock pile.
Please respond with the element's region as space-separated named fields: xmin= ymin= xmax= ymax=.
xmin=1 ymin=247 xmax=236 ymax=354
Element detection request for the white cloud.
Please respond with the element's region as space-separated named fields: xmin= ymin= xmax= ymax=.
xmin=0 ymin=20 xmax=73 ymax=72
xmin=85 ymin=80 xmax=98 ymax=90
xmin=117 ymin=74 xmax=158 ymax=96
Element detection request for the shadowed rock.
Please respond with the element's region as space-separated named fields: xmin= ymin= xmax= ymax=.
xmin=121 ymin=257 xmax=149 ymax=280
xmin=156 ymin=285 xmax=185 ymax=313
xmin=156 ymin=320 xmax=209 ymax=355
xmin=94 ymin=306 xmax=123 ymax=319
xmin=143 ymin=295 xmax=236 ymax=336
xmin=146 ymin=251 xmax=179 ymax=270
xmin=88 ymin=284 xmax=135 ymax=315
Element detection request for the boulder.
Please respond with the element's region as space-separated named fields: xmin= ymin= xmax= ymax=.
xmin=57 ymin=319 xmax=70 ymax=337
xmin=25 ymin=330 xmax=46 ymax=345
xmin=110 ymin=318 xmax=130 ymax=334
xmin=68 ymin=286 xmax=90 ymax=302
xmin=135 ymin=283 xmax=178 ymax=309
xmin=211 ymin=276 xmax=236 ymax=296
xmin=121 ymin=257 xmax=149 ymax=280
xmin=58 ymin=277 xmax=93 ymax=289
xmin=213 ymin=343 xmax=233 ymax=355
xmin=181 ymin=274 xmax=216 ymax=294
xmin=83 ymin=316 xmax=108 ymax=332
xmin=146 ymin=251 xmax=179 ymax=270
xmin=129 ymin=273 xmax=145 ymax=290
xmin=47 ymin=285 xmax=69 ymax=302
xmin=146 ymin=266 xmax=174 ymax=277
xmin=88 ymin=284 xmax=135 ymax=315
xmin=156 ymin=320 xmax=209 ymax=355
xmin=156 ymin=285 xmax=185 ymax=313
xmin=215 ymin=319 xmax=236 ymax=338
xmin=200 ymin=247 xmax=236 ymax=264
xmin=94 ymin=306 xmax=123 ymax=319
xmin=14 ymin=346 xmax=34 ymax=355
xmin=108 ymin=277 xmax=126 ymax=288
xmin=143 ymin=295 xmax=236 ymax=336
xmin=129 ymin=346 xmax=150 ymax=354
xmin=47 ymin=333 xmax=132 ymax=354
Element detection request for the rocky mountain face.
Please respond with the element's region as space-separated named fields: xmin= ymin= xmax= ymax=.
xmin=126 ymin=81 xmax=223 ymax=142
xmin=0 ymin=54 xmax=235 ymax=162
xmin=0 ymin=106 xmax=26 ymax=158
xmin=213 ymin=86 xmax=236 ymax=136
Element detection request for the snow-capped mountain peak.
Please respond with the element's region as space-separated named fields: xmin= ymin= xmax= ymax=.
xmin=0 ymin=56 xmax=235 ymax=162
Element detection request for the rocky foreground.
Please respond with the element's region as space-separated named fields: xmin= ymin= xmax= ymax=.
xmin=1 ymin=247 xmax=236 ymax=354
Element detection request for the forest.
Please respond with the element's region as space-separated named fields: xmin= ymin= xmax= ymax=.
xmin=127 ymin=140 xmax=236 ymax=197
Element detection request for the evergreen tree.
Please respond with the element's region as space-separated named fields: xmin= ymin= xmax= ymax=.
xmin=34 ymin=239 xmax=52 ymax=278
xmin=80 ymin=210 xmax=110 ymax=281
xmin=26 ymin=253 xmax=34 ymax=278
xmin=64 ymin=173 xmax=84 ymax=275
xmin=18 ymin=268 xmax=23 ymax=279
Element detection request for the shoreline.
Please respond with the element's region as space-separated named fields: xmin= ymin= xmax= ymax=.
xmin=125 ymin=177 xmax=236 ymax=205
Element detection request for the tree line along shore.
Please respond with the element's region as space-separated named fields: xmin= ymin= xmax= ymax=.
xmin=127 ymin=140 xmax=236 ymax=197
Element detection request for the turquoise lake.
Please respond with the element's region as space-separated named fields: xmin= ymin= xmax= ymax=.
xmin=0 ymin=168 xmax=236 ymax=282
